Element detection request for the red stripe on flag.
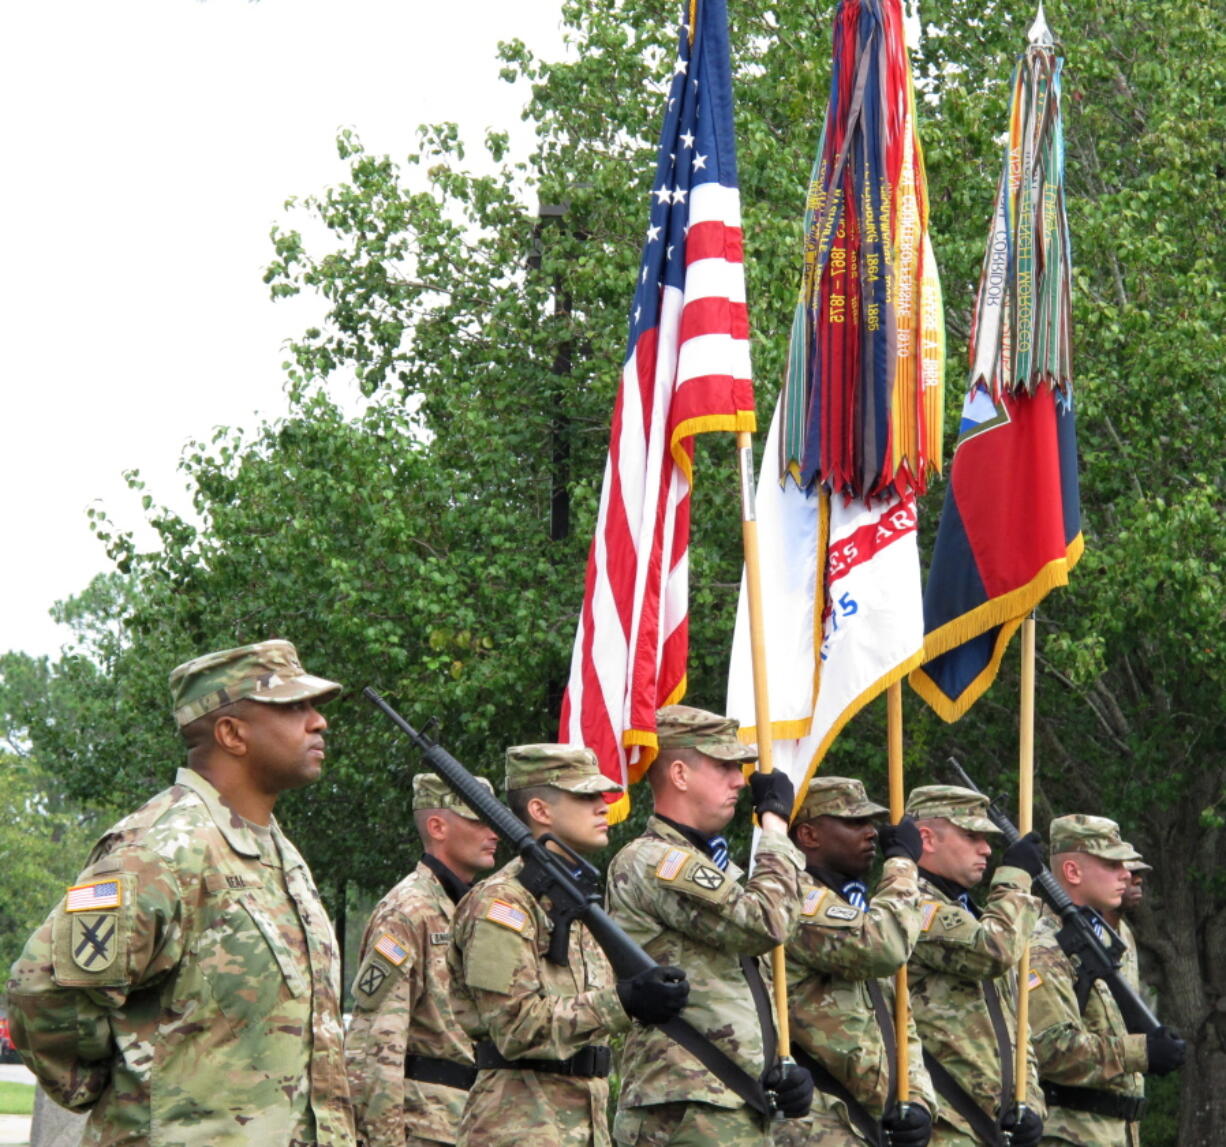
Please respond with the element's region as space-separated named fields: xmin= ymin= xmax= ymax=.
xmin=684 ymin=219 xmax=744 ymax=266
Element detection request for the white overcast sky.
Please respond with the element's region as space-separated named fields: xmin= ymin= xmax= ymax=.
xmin=0 ymin=0 xmax=565 ymax=659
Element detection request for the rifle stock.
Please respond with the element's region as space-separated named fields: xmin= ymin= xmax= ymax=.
xmin=946 ymin=758 xmax=1160 ymax=1036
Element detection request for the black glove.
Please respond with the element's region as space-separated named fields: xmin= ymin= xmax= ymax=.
xmin=616 ymin=964 xmax=689 ymax=1025
xmin=748 ymin=771 xmax=795 ymax=821
xmin=881 ymin=1101 xmax=932 ymax=1145
xmin=1001 ymin=831 xmax=1044 ymax=878
xmin=762 ymin=1058 xmax=813 ymax=1119
xmin=999 ymin=1104 xmax=1043 ymax=1147
xmin=878 ymin=816 xmax=923 ymax=863
xmin=1146 ymin=1026 xmax=1187 ymax=1076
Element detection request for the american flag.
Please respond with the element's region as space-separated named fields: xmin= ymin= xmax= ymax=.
xmin=374 ymin=933 xmax=409 ymax=966
xmin=65 ymin=880 xmax=121 ymax=912
xmin=559 ymin=0 xmax=754 ymax=819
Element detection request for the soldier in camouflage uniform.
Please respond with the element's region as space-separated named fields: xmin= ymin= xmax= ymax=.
xmin=346 ymin=773 xmax=498 ymax=1146
xmin=904 ymin=785 xmax=1044 ymax=1147
xmin=7 ymin=639 xmax=354 ymax=1146
xmin=608 ymin=705 xmax=813 ymax=1147
xmin=1028 ymin=815 xmax=1184 ymax=1146
xmin=447 ymin=744 xmax=689 ymax=1147
xmin=776 ymin=777 xmax=937 ymax=1147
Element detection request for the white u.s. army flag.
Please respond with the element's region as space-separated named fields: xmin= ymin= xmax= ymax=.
xmin=726 ymin=405 xmax=924 ymax=815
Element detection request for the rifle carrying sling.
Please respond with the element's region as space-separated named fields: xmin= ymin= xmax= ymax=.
xmin=790 ymin=1044 xmax=883 ymax=1145
xmin=475 ymin=1041 xmax=612 ymax=1078
xmin=1043 ymin=1081 xmax=1147 ymax=1122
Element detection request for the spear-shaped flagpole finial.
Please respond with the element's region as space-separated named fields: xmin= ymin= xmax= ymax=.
xmin=1028 ymin=0 xmax=1054 ymax=46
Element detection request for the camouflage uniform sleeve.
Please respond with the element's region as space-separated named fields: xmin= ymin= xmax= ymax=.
xmin=345 ymin=904 xmax=421 ymax=1147
xmin=1028 ymin=935 xmax=1149 ymax=1085
xmin=911 ymin=866 xmax=1040 ymax=980
xmin=452 ymin=884 xmax=630 ymax=1061
xmin=636 ymin=828 xmax=803 ymax=956
xmin=6 ymin=843 xmax=187 ymax=1110
xmin=791 ymin=859 xmax=920 ymax=979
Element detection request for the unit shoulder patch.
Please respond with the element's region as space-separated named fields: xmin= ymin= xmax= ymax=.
xmin=670 ymin=854 xmax=733 ymax=905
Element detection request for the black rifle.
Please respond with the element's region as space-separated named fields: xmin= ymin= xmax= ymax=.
xmin=947 ymin=758 xmax=1160 ymax=1035
xmin=365 ymin=687 xmax=780 ymax=1118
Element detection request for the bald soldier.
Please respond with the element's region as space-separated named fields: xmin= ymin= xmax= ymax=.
xmin=904 ymin=785 xmax=1044 ymax=1147
xmin=346 ymin=773 xmax=499 ymax=1146
xmin=777 ymin=777 xmax=936 ymax=1146
xmin=1028 ymin=815 xmax=1185 ymax=1146
xmin=447 ymin=745 xmax=689 ymax=1147
xmin=608 ymin=704 xmax=813 ymax=1147
xmin=7 ymin=639 xmax=354 ymax=1146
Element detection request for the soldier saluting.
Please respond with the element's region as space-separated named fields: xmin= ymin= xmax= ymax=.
xmin=7 ymin=639 xmax=355 ymax=1145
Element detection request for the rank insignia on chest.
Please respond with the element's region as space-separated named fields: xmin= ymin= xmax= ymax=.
xmin=801 ymin=888 xmax=825 ymax=917
xmin=688 ymin=864 xmax=725 ymax=892
xmin=485 ymin=899 xmax=528 ymax=932
xmin=656 ymin=849 xmax=688 ymax=881
xmin=70 ymin=912 xmax=119 ymax=972
xmin=825 ymin=904 xmax=859 ymax=922
xmin=65 ymin=880 xmax=122 ymax=913
xmin=374 ymin=933 xmax=409 ymax=966
xmin=919 ymin=901 xmax=941 ymax=932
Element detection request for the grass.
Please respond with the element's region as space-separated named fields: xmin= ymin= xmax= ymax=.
xmin=0 ymin=1080 xmax=34 ymax=1116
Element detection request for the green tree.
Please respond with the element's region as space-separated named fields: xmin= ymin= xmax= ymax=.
xmin=4 ymin=0 xmax=1221 ymax=1138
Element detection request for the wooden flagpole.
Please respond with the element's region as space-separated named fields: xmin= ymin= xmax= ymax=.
xmin=1014 ymin=613 xmax=1037 ymax=1105
xmin=887 ymin=682 xmax=911 ymax=1104
xmin=736 ymin=430 xmax=792 ymax=1057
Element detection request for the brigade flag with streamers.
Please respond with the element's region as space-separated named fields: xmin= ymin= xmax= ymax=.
xmin=560 ymin=0 xmax=754 ymax=821
xmin=910 ymin=35 xmax=1081 ymax=721
xmin=728 ymin=0 xmax=943 ymax=802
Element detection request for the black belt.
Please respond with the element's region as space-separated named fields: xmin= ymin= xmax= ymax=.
xmin=1043 ymin=1081 xmax=1147 ymax=1122
xmin=475 ymin=1040 xmax=612 ymax=1078
xmin=404 ymin=1054 xmax=477 ymax=1091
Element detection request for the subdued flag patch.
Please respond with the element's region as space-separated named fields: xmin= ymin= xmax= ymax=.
xmin=374 ymin=933 xmax=409 ymax=966
xmin=485 ymin=900 xmax=528 ymax=933
xmin=656 ymin=849 xmax=689 ymax=882
xmin=66 ymin=880 xmax=122 ymax=913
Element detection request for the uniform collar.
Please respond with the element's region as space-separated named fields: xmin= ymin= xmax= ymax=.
xmin=175 ymin=767 xmax=269 ymax=859
xmin=806 ymin=864 xmax=857 ymax=898
xmin=919 ymin=866 xmax=979 ymax=916
xmin=420 ymin=854 xmax=472 ymax=905
xmin=653 ymin=813 xmax=719 ymax=860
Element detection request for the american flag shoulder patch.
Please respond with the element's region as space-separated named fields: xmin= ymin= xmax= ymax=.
xmin=1028 ymin=968 xmax=1044 ymax=990
xmin=919 ymin=901 xmax=941 ymax=932
xmin=65 ymin=880 xmax=122 ymax=913
xmin=655 ymin=849 xmax=690 ymax=882
xmin=485 ymin=899 xmax=528 ymax=933
xmin=374 ymin=933 xmax=409 ymax=966
xmin=801 ymin=887 xmax=826 ymax=917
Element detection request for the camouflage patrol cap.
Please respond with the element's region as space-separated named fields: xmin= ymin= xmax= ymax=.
xmin=1125 ymin=853 xmax=1153 ymax=873
xmin=1049 ymin=814 xmax=1142 ymax=861
xmin=169 ymin=639 xmax=342 ymax=727
xmin=412 ymin=772 xmax=493 ymax=820
xmin=905 ymin=784 xmax=1001 ymax=835
xmin=797 ymin=776 xmax=889 ymax=822
xmin=504 ymin=744 xmax=624 ymax=795
xmin=655 ymin=704 xmax=758 ymax=762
